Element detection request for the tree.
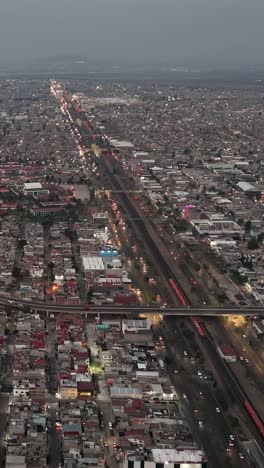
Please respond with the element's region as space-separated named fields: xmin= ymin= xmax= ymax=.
xmin=258 ymin=232 xmax=264 ymax=243
xmin=12 ymin=266 xmax=21 ymax=279
xmin=64 ymin=228 xmax=74 ymax=241
xmin=193 ymin=263 xmax=201 ymax=272
xmin=231 ymin=269 xmax=248 ymax=285
xmin=218 ymin=294 xmax=227 ymax=304
xmin=174 ymin=218 xmax=189 ymax=232
xmin=163 ymin=355 xmax=171 ymax=366
xmin=244 ymin=220 xmax=252 ymax=232
xmin=87 ymin=290 xmax=93 ymax=301
xmin=240 ymin=254 xmax=245 ymax=265
xmin=248 ymin=237 xmax=259 ymax=250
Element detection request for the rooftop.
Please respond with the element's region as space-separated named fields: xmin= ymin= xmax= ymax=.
xmin=82 ymin=256 xmax=105 ymax=271
xmin=24 ymin=182 xmax=43 ymax=190
xmin=151 ymin=448 xmax=206 ymax=463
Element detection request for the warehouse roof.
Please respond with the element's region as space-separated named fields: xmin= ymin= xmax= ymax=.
xmin=24 ymin=182 xmax=43 ymax=190
xmin=82 ymin=256 xmax=105 ymax=271
xmin=236 ymin=181 xmax=258 ymax=192
xmin=152 ymin=448 xmax=206 ymax=463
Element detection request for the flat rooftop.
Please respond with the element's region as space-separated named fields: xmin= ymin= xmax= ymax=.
xmin=24 ymin=182 xmax=43 ymax=190
xmin=82 ymin=255 xmax=105 ymax=271
xmin=152 ymin=448 xmax=206 ymax=463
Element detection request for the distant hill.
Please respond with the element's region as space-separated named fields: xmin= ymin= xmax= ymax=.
xmin=0 ymin=55 xmax=264 ymax=84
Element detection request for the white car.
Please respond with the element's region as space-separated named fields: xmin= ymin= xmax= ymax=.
xmin=216 ymin=407 xmax=220 ymax=413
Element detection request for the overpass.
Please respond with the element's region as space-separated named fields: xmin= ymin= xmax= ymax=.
xmin=0 ymin=294 xmax=263 ymax=316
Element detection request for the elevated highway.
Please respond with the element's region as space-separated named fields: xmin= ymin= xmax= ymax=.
xmin=0 ymin=294 xmax=263 ymax=316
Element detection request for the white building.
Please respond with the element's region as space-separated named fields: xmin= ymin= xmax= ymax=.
xmin=124 ymin=448 xmax=207 ymax=468
xmin=23 ymin=182 xmax=49 ymax=197
xmin=82 ymin=256 xmax=105 ymax=277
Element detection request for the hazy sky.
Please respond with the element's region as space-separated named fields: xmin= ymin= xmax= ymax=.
xmin=0 ymin=0 xmax=263 ymax=67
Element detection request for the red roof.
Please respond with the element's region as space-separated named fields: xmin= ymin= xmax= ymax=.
xmin=33 ymin=358 xmax=45 ymax=366
xmin=59 ymin=372 xmax=73 ymax=380
xmin=125 ymin=407 xmax=147 ymax=418
xmin=77 ymin=382 xmax=94 ymax=391
xmin=76 ymin=365 xmax=88 ymax=373
xmin=125 ymin=429 xmax=145 ymax=436
xmin=219 ymin=344 xmax=236 ymax=356
xmin=31 ymin=340 xmax=45 ymax=349
xmin=31 ymin=332 xmax=45 ymax=339
xmin=131 ymin=399 xmax=145 ymax=408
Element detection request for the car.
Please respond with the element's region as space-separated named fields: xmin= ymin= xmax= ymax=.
xmin=198 ymin=420 xmax=203 ymax=426
xmin=84 ymin=306 xmax=91 ymax=310
xmin=193 ymin=409 xmax=198 ymax=413
xmin=190 ymin=278 xmax=198 ymax=287
xmin=183 ymin=393 xmax=187 ymax=399
xmin=216 ymin=407 xmax=220 ymax=413
xmin=229 ymin=434 xmax=234 ymax=441
xmin=184 ymin=350 xmax=188 ymax=357
xmin=239 ymin=453 xmax=245 ymax=459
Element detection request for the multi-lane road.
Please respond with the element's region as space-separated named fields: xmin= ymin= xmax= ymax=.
xmin=156 ymin=317 xmax=251 ymax=467
xmin=61 ymin=90 xmax=264 ymax=466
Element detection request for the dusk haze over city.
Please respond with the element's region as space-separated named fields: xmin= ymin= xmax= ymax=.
xmin=0 ymin=2 xmax=264 ymax=468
